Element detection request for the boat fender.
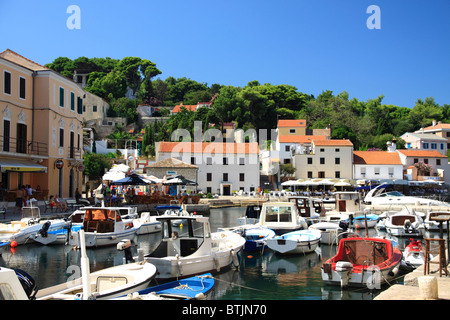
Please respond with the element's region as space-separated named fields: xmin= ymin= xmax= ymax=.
xmin=389 ymin=266 xmax=399 ymax=277
xmin=335 ymin=261 xmax=353 ymax=272
xmin=231 ymin=249 xmax=239 ymax=270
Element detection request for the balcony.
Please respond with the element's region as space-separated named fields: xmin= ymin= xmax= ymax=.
xmin=0 ymin=135 xmax=48 ymax=157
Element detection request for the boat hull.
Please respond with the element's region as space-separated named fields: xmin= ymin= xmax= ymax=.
xmin=69 ymin=228 xmax=138 ymax=248
xmin=266 ymin=230 xmax=321 ymax=255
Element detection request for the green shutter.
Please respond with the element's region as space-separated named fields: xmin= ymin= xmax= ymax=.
xmin=59 ymin=87 xmax=64 ymax=107
xmin=71 ymin=92 xmax=75 ymax=110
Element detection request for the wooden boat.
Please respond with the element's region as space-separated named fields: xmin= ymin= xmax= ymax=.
xmin=37 ymin=230 xmax=157 ymax=300
xmin=145 ymin=214 xmax=245 ymax=280
xmin=256 ymin=202 xmax=308 ymax=235
xmin=321 ymin=237 xmax=402 ymax=288
xmin=266 ymin=229 xmax=321 ymax=254
xmin=113 ymin=273 xmax=214 ymax=300
xmin=68 ymin=207 xmax=140 ymax=248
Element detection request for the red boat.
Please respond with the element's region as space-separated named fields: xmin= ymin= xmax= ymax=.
xmin=321 ymin=237 xmax=402 ymax=288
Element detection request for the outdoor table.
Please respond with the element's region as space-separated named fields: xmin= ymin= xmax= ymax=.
xmin=430 ymin=214 xmax=450 ymax=265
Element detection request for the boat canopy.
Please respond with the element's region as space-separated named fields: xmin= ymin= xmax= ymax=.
xmin=84 ymin=208 xmax=122 ymax=222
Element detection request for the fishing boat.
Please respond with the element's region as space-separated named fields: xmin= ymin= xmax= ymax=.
xmin=385 ymin=209 xmax=424 ymax=237
xmin=309 ymin=222 xmax=343 ymax=245
xmin=403 ymin=239 xmax=430 ymax=268
xmin=288 ymin=196 xmax=325 ymax=222
xmin=1 ymin=206 xmax=67 ymax=245
xmin=256 ymin=202 xmax=308 ymax=235
xmin=321 ymin=237 xmax=402 ymax=288
xmin=113 ymin=273 xmax=214 ymax=300
xmin=237 ymin=205 xmax=262 ymax=225
xmin=266 ymin=229 xmax=321 ymax=255
xmin=145 ymin=214 xmax=245 ymax=280
xmin=68 ymin=207 xmax=140 ymax=248
xmin=37 ymin=230 xmax=157 ymax=300
xmin=325 ymin=192 xmax=365 ymax=223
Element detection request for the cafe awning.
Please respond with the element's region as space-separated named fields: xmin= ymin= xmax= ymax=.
xmin=0 ymin=159 xmax=47 ymax=173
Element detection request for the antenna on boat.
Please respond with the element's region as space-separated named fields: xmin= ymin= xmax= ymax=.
xmin=78 ymin=229 xmax=92 ymax=300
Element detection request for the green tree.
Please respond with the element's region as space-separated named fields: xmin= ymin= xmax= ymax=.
xmin=83 ymin=152 xmax=113 ymax=181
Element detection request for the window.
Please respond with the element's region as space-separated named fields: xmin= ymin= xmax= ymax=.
xmin=307 ymin=171 xmax=313 ymax=178
xmin=335 ymin=157 xmax=340 ymax=165
xmin=307 ymin=157 xmax=313 ymax=164
xmin=19 ymin=77 xmax=26 ymax=99
xmin=431 ymin=143 xmax=437 ymax=149
xmin=3 ymin=120 xmax=10 ymax=152
xmin=70 ymin=92 xmax=75 ymax=111
xmin=335 ymin=148 xmax=340 ymax=152
xmin=206 ymin=173 xmax=212 ymax=181
xmin=223 ymin=157 xmax=228 ymax=165
xmin=320 ymin=148 xmax=325 ymax=152
xmin=437 ymin=159 xmax=441 ymax=166
xmin=191 ymin=157 xmax=195 ymax=165
xmin=239 ymin=158 xmax=245 ymax=165
xmin=414 ymin=158 xmax=419 ymax=163
xmin=4 ymin=71 xmax=11 ymax=95
xmin=335 ymin=171 xmax=340 ymax=178
xmin=206 ymin=157 xmax=212 ymax=165
xmin=389 ymin=167 xmax=394 ymax=176
xmin=240 ymin=173 xmax=245 ymax=181
xmin=206 ymin=187 xmax=212 ymax=194
xmin=423 ymin=142 xmax=429 ymax=149
xmin=285 ymin=145 xmax=290 ymax=152
xmin=283 ymin=159 xmax=291 ymax=164
xmin=93 ymin=105 xmax=97 ymax=112
xmin=59 ymin=87 xmax=64 ymax=107
xmin=441 ymin=144 xmax=444 ymax=150
xmin=223 ymin=173 xmax=228 ymax=181
xmin=374 ymin=167 xmax=380 ymax=175
xmin=16 ymin=123 xmax=27 ymax=154
xmin=289 ymin=129 xmax=296 ymax=134
xmin=320 ymin=158 xmax=325 ymax=164
xmin=424 ymin=159 xmax=428 ymax=164
xmin=361 ymin=168 xmax=366 ymax=176
xmin=59 ymin=128 xmax=64 ymax=147
xmin=318 ymin=171 xmax=325 ymax=178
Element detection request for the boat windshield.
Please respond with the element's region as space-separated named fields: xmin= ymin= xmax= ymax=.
xmin=380 ymin=191 xmax=404 ymax=197
xmin=265 ymin=205 xmax=292 ymax=222
xmin=21 ymin=207 xmax=40 ymax=220
xmin=161 ymin=218 xmax=206 ymax=239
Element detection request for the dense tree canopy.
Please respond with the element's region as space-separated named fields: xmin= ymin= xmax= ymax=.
xmin=46 ymin=56 xmax=450 ymax=155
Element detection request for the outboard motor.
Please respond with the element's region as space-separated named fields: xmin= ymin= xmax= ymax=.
xmin=38 ymin=221 xmax=51 ymax=238
xmin=14 ymin=269 xmax=38 ymax=300
xmin=117 ymin=239 xmax=134 ymax=264
xmin=339 ymin=220 xmax=349 ymax=238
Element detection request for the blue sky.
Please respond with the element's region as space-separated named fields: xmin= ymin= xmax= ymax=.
xmin=1 ymin=0 xmax=449 ymax=108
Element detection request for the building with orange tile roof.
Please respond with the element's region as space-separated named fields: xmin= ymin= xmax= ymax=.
xmin=353 ymin=151 xmax=403 ymax=181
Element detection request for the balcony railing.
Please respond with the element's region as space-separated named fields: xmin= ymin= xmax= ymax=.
xmin=1 ymin=135 xmax=48 ymax=157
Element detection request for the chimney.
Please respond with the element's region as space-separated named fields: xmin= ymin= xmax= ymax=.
xmin=432 ymin=119 xmax=437 ymax=127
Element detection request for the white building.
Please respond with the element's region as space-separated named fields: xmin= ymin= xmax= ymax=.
xmin=156 ymin=141 xmax=260 ymax=195
xmin=353 ymin=151 xmax=403 ymax=181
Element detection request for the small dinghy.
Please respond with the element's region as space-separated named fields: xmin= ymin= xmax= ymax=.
xmin=309 ymin=222 xmax=343 ymax=245
xmin=114 ymin=273 xmax=214 ymax=300
xmin=266 ymin=229 xmax=322 ymax=255
xmin=321 ymin=237 xmax=402 ymax=288
xmin=241 ymin=227 xmax=275 ymax=252
xmin=348 ymin=214 xmax=380 ymax=229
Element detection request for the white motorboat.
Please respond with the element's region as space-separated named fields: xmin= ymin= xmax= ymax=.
xmin=322 ymin=237 xmax=402 ymax=288
xmin=325 ymin=192 xmax=365 ymax=223
xmin=237 ymin=205 xmax=263 ymax=225
xmin=424 ymin=211 xmax=450 ymax=231
xmin=0 ymin=206 xmax=67 ymax=245
xmin=266 ymin=229 xmax=321 ymax=255
xmin=32 ymin=222 xmax=82 ymax=245
xmin=0 ymin=267 xmax=38 ymax=300
xmin=37 ymin=230 xmax=157 ymax=300
xmin=309 ymin=222 xmax=343 ymax=245
xmin=364 ymin=183 xmax=450 ymax=207
xmin=145 ymin=214 xmax=245 ymax=280
xmin=347 ymin=213 xmax=380 ymax=229
xmin=385 ymin=209 xmax=425 ymax=237
xmin=256 ymin=202 xmax=308 ymax=235
xmin=288 ymin=196 xmax=325 ymax=222
xmin=131 ymin=211 xmax=162 ymax=235
xmin=68 ymin=207 xmax=140 ymax=248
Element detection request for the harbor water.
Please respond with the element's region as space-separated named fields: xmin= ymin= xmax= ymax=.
xmin=0 ymin=206 xmax=421 ymax=300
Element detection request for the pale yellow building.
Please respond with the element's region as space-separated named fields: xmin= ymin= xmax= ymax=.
xmin=0 ymin=49 xmax=85 ymax=199
xmin=277 ymin=119 xmax=307 ymax=136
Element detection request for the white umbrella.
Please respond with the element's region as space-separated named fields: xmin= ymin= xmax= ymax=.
xmin=103 ymin=171 xmax=126 ymax=181
xmin=281 ymin=180 xmax=302 ymax=186
xmin=334 ymin=181 xmax=352 ymax=187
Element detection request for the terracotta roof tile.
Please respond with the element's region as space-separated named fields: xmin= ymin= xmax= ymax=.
xmin=172 ymin=104 xmax=197 ymax=113
xmin=146 ymin=157 xmax=198 ymax=168
xmin=353 ymin=151 xmax=402 ymax=165
xmin=278 ymin=135 xmax=327 ymax=144
xmin=313 ymin=139 xmax=353 ymax=147
xmin=0 ymin=49 xmax=49 ymax=71
xmin=398 ymin=149 xmax=447 ymax=158
xmin=277 ymin=119 xmax=306 ymax=127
